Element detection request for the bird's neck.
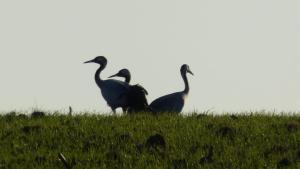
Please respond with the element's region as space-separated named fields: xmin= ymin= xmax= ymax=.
xmin=181 ymin=71 xmax=189 ymax=94
xmin=95 ymin=64 xmax=106 ymax=87
xmin=125 ymin=75 xmax=131 ymax=84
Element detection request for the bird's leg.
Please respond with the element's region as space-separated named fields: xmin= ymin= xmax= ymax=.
xmin=122 ymin=107 xmax=128 ymax=114
xmin=111 ymin=108 xmax=116 ymax=115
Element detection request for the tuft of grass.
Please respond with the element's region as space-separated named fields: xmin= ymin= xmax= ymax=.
xmin=0 ymin=112 xmax=299 ymax=168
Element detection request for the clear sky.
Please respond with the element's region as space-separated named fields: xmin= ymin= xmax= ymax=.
xmin=1 ymin=1 xmax=300 ymax=113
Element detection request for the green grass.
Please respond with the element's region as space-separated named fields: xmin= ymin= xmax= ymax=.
xmin=0 ymin=112 xmax=299 ymax=169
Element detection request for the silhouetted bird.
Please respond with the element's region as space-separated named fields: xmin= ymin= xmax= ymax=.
xmin=149 ymin=64 xmax=193 ymax=113
xmin=84 ymin=56 xmax=130 ymax=113
xmin=109 ymin=68 xmax=149 ymax=113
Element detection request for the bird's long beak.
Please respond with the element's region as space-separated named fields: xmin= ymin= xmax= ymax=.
xmin=187 ymin=69 xmax=194 ymax=75
xmin=84 ymin=59 xmax=94 ymax=64
xmin=108 ymin=73 xmax=119 ymax=78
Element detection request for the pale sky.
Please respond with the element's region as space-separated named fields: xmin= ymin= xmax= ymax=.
xmin=1 ymin=1 xmax=300 ymax=113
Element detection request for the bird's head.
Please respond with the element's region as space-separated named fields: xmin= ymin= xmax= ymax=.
xmin=108 ymin=69 xmax=130 ymax=78
xmin=84 ymin=56 xmax=107 ymax=66
xmin=181 ymin=64 xmax=194 ymax=75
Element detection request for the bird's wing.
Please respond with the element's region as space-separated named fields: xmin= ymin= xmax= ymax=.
xmin=134 ymin=84 xmax=148 ymax=95
xmin=100 ymin=79 xmax=131 ymax=107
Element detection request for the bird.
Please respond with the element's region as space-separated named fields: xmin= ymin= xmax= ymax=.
xmin=108 ymin=68 xmax=149 ymax=113
xmin=149 ymin=64 xmax=193 ymax=113
xmin=84 ymin=56 xmax=131 ymax=113
xmin=108 ymin=69 xmax=131 ymax=83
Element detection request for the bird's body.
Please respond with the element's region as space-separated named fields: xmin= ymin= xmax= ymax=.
xmin=109 ymin=69 xmax=149 ymax=113
xmin=149 ymin=92 xmax=186 ymax=113
xmin=84 ymin=56 xmax=130 ymax=113
xmin=98 ymin=79 xmax=130 ymax=110
xmin=149 ymin=64 xmax=193 ymax=113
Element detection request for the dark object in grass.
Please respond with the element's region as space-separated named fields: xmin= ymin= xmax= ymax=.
xmin=230 ymin=115 xmax=238 ymax=120
xmin=31 ymin=111 xmax=46 ymax=118
xmin=21 ymin=125 xmax=42 ymax=134
xmin=199 ymin=146 xmax=213 ymax=165
xmin=297 ymin=149 xmax=300 ymax=159
xmin=146 ymin=134 xmax=166 ymax=150
xmin=277 ymin=158 xmax=291 ymax=168
xmin=285 ymin=123 xmax=298 ymax=132
xmin=173 ymin=159 xmax=187 ymax=169
xmin=216 ymin=126 xmax=234 ymax=138
xmin=18 ymin=114 xmax=28 ymax=119
xmin=58 ymin=153 xmax=72 ymax=169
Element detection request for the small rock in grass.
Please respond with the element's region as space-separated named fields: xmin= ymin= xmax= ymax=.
xmin=146 ymin=134 xmax=166 ymax=150
xmin=277 ymin=158 xmax=291 ymax=168
xmin=31 ymin=111 xmax=46 ymax=118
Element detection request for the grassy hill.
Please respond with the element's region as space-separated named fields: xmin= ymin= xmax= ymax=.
xmin=0 ymin=112 xmax=299 ymax=169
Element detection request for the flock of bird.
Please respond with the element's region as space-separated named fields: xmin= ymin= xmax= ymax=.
xmin=84 ymin=56 xmax=193 ymax=114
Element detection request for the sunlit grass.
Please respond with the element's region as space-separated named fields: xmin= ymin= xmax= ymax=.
xmin=0 ymin=112 xmax=299 ymax=169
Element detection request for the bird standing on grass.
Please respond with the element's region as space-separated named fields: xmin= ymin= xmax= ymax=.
xmin=109 ymin=69 xmax=149 ymax=113
xmin=149 ymin=64 xmax=193 ymax=113
xmin=84 ymin=56 xmax=130 ymax=113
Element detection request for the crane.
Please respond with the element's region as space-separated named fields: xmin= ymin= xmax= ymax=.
xmin=108 ymin=68 xmax=149 ymax=113
xmin=84 ymin=56 xmax=130 ymax=113
xmin=149 ymin=64 xmax=193 ymax=113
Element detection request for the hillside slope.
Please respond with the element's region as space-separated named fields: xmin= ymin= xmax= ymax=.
xmin=0 ymin=112 xmax=299 ymax=169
